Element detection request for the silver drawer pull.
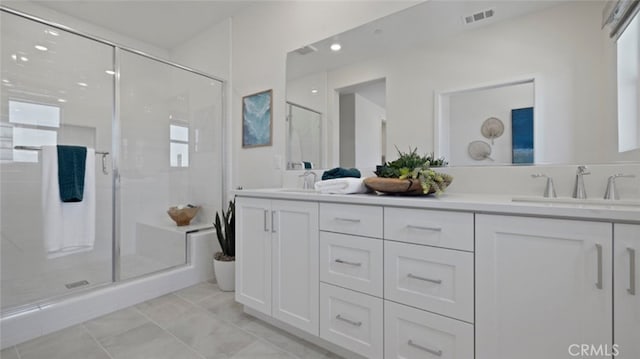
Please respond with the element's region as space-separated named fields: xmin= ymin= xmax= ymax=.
xmin=263 ymin=210 xmax=269 ymax=232
xmin=335 ymin=259 xmax=362 ymax=267
xmin=336 ymin=314 xmax=362 ymax=327
xmin=628 ymin=248 xmax=636 ymax=295
xmin=334 ymin=217 xmax=361 ymax=223
xmin=271 ymin=210 xmax=276 ymax=233
xmin=407 ymin=224 xmax=442 ymax=232
xmin=408 ymin=340 xmax=443 ymax=356
xmin=596 ymin=244 xmax=603 ymax=290
xmin=408 ymin=273 xmax=442 ymax=284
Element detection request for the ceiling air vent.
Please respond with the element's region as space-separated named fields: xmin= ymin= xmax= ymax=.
xmin=293 ymin=45 xmax=318 ymax=55
xmin=463 ymin=9 xmax=495 ymax=25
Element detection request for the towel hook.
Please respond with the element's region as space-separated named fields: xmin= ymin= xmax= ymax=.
xmin=101 ymin=153 xmax=109 ymax=175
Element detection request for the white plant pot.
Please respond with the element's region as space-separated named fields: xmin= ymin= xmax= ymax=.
xmin=213 ymin=257 xmax=235 ymax=292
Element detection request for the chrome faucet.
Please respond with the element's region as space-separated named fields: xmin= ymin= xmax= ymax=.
xmin=299 ymin=171 xmax=317 ymax=190
xmin=531 ymin=173 xmax=557 ymax=198
xmin=572 ymin=165 xmax=591 ymax=199
xmin=604 ymin=174 xmax=636 ymax=200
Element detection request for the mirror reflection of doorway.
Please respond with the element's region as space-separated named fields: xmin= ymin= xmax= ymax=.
xmin=337 ymin=78 xmax=386 ymax=168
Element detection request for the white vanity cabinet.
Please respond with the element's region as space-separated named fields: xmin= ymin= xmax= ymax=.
xmin=614 ymin=224 xmax=640 ymax=358
xmin=476 ymin=214 xmax=613 ymax=359
xmin=236 ymin=190 xmax=639 ymax=359
xmin=235 ymin=197 xmax=319 ymax=335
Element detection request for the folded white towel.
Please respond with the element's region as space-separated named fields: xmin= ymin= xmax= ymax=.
xmin=314 ymin=178 xmax=369 ymax=194
xmin=42 ymin=146 xmax=96 ymax=258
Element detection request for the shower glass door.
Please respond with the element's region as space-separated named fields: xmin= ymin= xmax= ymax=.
xmin=287 ymin=102 xmax=321 ymax=169
xmin=118 ymin=50 xmax=223 ymax=280
xmin=0 ymin=11 xmax=114 ymax=312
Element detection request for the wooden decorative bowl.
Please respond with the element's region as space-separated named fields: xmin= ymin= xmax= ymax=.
xmin=167 ymin=206 xmax=200 ymax=226
xmin=363 ymin=177 xmax=452 ymax=196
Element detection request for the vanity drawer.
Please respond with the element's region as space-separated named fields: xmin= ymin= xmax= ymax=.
xmin=384 ymin=241 xmax=474 ymax=322
xmin=320 ymin=232 xmax=383 ymax=297
xmin=320 ymin=203 xmax=383 ymax=238
xmin=320 ymin=283 xmax=383 ymax=359
xmin=385 ymin=300 xmax=474 ymax=359
xmin=384 ymin=207 xmax=473 ymax=251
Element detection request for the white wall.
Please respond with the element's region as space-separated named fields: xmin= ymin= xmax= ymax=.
xmin=230 ymin=1 xmax=420 ymax=189
xmin=170 ymin=18 xmax=231 ymax=80
xmin=448 ymin=82 xmax=534 ymax=166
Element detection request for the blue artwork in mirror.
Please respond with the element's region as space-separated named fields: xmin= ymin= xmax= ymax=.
xmin=512 ymin=107 xmax=534 ymax=164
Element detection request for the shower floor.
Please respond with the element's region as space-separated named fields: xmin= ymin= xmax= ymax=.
xmin=1 ymin=254 xmax=177 ymax=313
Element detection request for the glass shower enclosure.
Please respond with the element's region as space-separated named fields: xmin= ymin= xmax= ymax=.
xmin=286 ymin=102 xmax=321 ymax=169
xmin=0 ymin=8 xmax=223 ymax=314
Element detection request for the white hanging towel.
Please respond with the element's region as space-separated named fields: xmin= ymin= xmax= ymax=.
xmin=42 ymin=146 xmax=96 ymax=258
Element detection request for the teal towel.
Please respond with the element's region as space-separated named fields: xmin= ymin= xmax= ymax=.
xmin=321 ymin=167 xmax=361 ymax=180
xmin=57 ymin=145 xmax=87 ymax=203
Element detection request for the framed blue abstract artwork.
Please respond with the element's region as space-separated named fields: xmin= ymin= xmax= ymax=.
xmin=511 ymin=107 xmax=534 ymax=164
xmin=242 ymin=89 xmax=273 ymax=148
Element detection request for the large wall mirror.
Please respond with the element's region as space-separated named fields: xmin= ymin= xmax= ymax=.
xmin=285 ymin=0 xmax=640 ymax=169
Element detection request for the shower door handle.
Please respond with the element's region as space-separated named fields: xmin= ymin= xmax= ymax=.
xmin=101 ymin=153 xmax=109 ymax=175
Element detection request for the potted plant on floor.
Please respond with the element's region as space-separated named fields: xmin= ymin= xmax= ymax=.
xmin=213 ymin=200 xmax=235 ymax=291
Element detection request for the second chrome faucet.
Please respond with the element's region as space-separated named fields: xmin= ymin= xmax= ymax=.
xmin=573 ymin=165 xmax=591 ymax=199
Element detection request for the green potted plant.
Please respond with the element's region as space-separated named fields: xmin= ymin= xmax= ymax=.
xmin=365 ymin=147 xmax=453 ymax=195
xmin=213 ymin=200 xmax=235 ymax=291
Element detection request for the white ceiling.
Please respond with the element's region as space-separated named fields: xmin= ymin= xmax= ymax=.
xmin=30 ymin=0 xmax=254 ymax=50
xmin=287 ymin=1 xmax=562 ymax=80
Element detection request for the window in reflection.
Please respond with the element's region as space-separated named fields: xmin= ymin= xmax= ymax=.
xmin=617 ymin=10 xmax=640 ymax=152
xmin=169 ymin=124 xmax=189 ymax=167
xmin=7 ymin=100 xmax=60 ymax=162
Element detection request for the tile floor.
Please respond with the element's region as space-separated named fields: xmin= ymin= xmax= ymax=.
xmin=0 ymin=282 xmax=343 ymax=359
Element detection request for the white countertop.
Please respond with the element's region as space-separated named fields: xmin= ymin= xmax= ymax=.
xmin=234 ymin=189 xmax=640 ymax=223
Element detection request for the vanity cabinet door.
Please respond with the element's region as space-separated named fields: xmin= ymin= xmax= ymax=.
xmin=236 ymin=197 xmax=272 ymax=315
xmin=272 ymin=200 xmax=319 ymax=335
xmin=614 ymin=223 xmax=640 ymax=359
xmin=476 ymin=214 xmax=612 ymax=359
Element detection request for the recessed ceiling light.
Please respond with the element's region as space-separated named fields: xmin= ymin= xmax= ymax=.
xmin=45 ymin=29 xmax=59 ymax=36
xmin=20 ymin=56 xmax=29 ymax=62
xmin=77 ymin=82 xmax=88 ymax=87
xmin=35 ymin=45 xmax=48 ymax=51
xmin=105 ymin=70 xmax=115 ymax=75
xmin=11 ymin=54 xmax=17 ymax=61
xmin=57 ymin=98 xmax=67 ymax=103
xmin=311 ymin=88 xmax=319 ymax=94
xmin=330 ymin=43 xmax=342 ymax=52
xmin=2 ymin=79 xmax=9 ymax=83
